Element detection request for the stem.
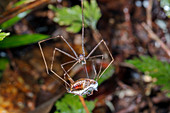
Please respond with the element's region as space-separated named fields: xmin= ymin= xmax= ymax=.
xmin=79 ymin=96 xmax=90 ymax=113
xmin=142 ymin=23 xmax=170 ymax=57
xmin=146 ymin=0 xmax=153 ymax=28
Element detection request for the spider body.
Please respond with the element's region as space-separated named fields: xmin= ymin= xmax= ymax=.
xmin=38 ymin=0 xmax=114 ymax=96
xmin=68 ymin=78 xmax=98 ymax=96
xmin=78 ymin=54 xmax=86 ymax=65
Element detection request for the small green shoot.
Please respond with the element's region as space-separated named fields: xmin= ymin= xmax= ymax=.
xmin=0 ymin=34 xmax=49 ymax=49
xmin=55 ymin=94 xmax=95 ymax=113
xmin=126 ymin=56 xmax=170 ymax=97
xmin=0 ymin=30 xmax=10 ymax=41
xmin=0 ymin=11 xmax=30 ymax=30
xmin=49 ymin=0 xmax=101 ymax=33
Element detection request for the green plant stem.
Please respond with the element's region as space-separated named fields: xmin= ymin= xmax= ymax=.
xmin=79 ymin=96 xmax=90 ymax=113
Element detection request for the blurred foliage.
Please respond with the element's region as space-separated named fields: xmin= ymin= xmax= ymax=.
xmin=0 ymin=58 xmax=9 ymax=79
xmin=55 ymin=94 xmax=95 ymax=113
xmin=14 ymin=0 xmax=30 ymax=6
xmin=0 ymin=58 xmax=8 ymax=71
xmin=0 ymin=11 xmax=30 ymax=30
xmin=98 ymin=65 xmax=114 ymax=85
xmin=160 ymin=0 xmax=170 ymax=17
xmin=0 ymin=34 xmax=49 ymax=49
xmin=126 ymin=56 xmax=170 ymax=96
xmin=49 ymin=0 xmax=101 ymax=33
xmin=0 ymin=29 xmax=10 ymax=41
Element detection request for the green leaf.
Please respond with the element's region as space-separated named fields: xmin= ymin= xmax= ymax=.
xmin=0 ymin=29 xmax=10 ymax=41
xmin=0 ymin=58 xmax=9 ymax=70
xmin=49 ymin=0 xmax=101 ymax=33
xmin=66 ymin=22 xmax=82 ymax=33
xmin=55 ymin=94 xmax=96 ymax=113
xmin=0 ymin=34 xmax=49 ymax=49
xmin=126 ymin=56 xmax=170 ymax=97
xmin=0 ymin=10 xmax=30 ymax=30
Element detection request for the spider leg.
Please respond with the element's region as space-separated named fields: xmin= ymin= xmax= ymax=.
xmin=59 ymin=35 xmax=78 ymax=59
xmin=61 ymin=60 xmax=79 ymax=84
xmin=50 ymin=47 xmax=78 ymax=85
xmin=38 ymin=37 xmax=55 ymax=74
xmin=86 ymin=40 xmax=103 ymax=59
xmin=88 ymin=55 xmax=104 ymax=80
xmin=92 ymin=59 xmax=97 ymax=79
xmin=97 ymin=41 xmax=114 ymax=80
xmin=84 ymin=64 xmax=89 ymax=78
xmin=54 ymin=48 xmax=77 ymax=60
xmin=38 ymin=35 xmax=78 ymax=74
xmin=85 ymin=39 xmax=114 ymax=81
xmin=60 ymin=60 xmax=78 ymax=91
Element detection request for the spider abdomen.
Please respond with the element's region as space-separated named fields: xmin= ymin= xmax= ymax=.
xmin=69 ymin=78 xmax=98 ymax=96
xmin=72 ymin=82 xmax=84 ymax=90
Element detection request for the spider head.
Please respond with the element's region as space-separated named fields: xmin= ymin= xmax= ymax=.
xmin=79 ymin=54 xmax=86 ymax=64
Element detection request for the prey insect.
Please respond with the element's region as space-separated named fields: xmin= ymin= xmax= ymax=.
xmin=38 ymin=0 xmax=114 ymax=96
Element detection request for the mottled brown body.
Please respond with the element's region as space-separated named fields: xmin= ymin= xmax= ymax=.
xmin=67 ymin=78 xmax=98 ymax=96
xmin=71 ymin=79 xmax=96 ymax=90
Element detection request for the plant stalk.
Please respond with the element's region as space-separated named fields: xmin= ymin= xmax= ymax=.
xmin=79 ymin=96 xmax=90 ymax=113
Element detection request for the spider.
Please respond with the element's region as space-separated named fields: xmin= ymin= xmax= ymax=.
xmin=38 ymin=0 xmax=114 ymax=96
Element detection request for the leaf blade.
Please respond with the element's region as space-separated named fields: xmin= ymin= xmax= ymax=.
xmin=0 ymin=34 xmax=49 ymax=49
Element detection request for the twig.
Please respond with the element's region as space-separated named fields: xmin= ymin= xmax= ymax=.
xmin=0 ymin=0 xmax=50 ymax=24
xmin=79 ymin=96 xmax=90 ymax=113
xmin=146 ymin=0 xmax=153 ymax=28
xmin=142 ymin=23 xmax=170 ymax=57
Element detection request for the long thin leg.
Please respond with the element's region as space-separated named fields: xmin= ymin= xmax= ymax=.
xmin=95 ymin=55 xmax=104 ymax=80
xmin=60 ymin=60 xmax=78 ymax=88
xmin=88 ymin=55 xmax=104 ymax=80
xmin=38 ymin=35 xmax=77 ymax=74
xmin=38 ymin=39 xmax=51 ymax=74
xmin=88 ymin=55 xmax=103 ymax=60
xmin=86 ymin=40 xmax=103 ymax=59
xmin=92 ymin=59 xmax=97 ymax=79
xmin=84 ymin=64 xmax=89 ymax=78
xmin=50 ymin=49 xmax=71 ymax=86
xmin=97 ymin=41 xmax=114 ymax=80
xmin=39 ymin=39 xmax=70 ymax=86
xmin=50 ymin=48 xmax=78 ymax=83
xmin=50 ymin=70 xmax=70 ymax=86
xmin=59 ymin=35 xmax=78 ymax=58
xmin=61 ymin=60 xmax=79 ymax=75
xmin=61 ymin=60 xmax=79 ymax=84
xmin=54 ymin=48 xmax=77 ymax=60
xmin=85 ymin=39 xmax=114 ymax=81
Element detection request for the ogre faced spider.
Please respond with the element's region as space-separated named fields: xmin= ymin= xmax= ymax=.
xmin=38 ymin=0 xmax=114 ymax=96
